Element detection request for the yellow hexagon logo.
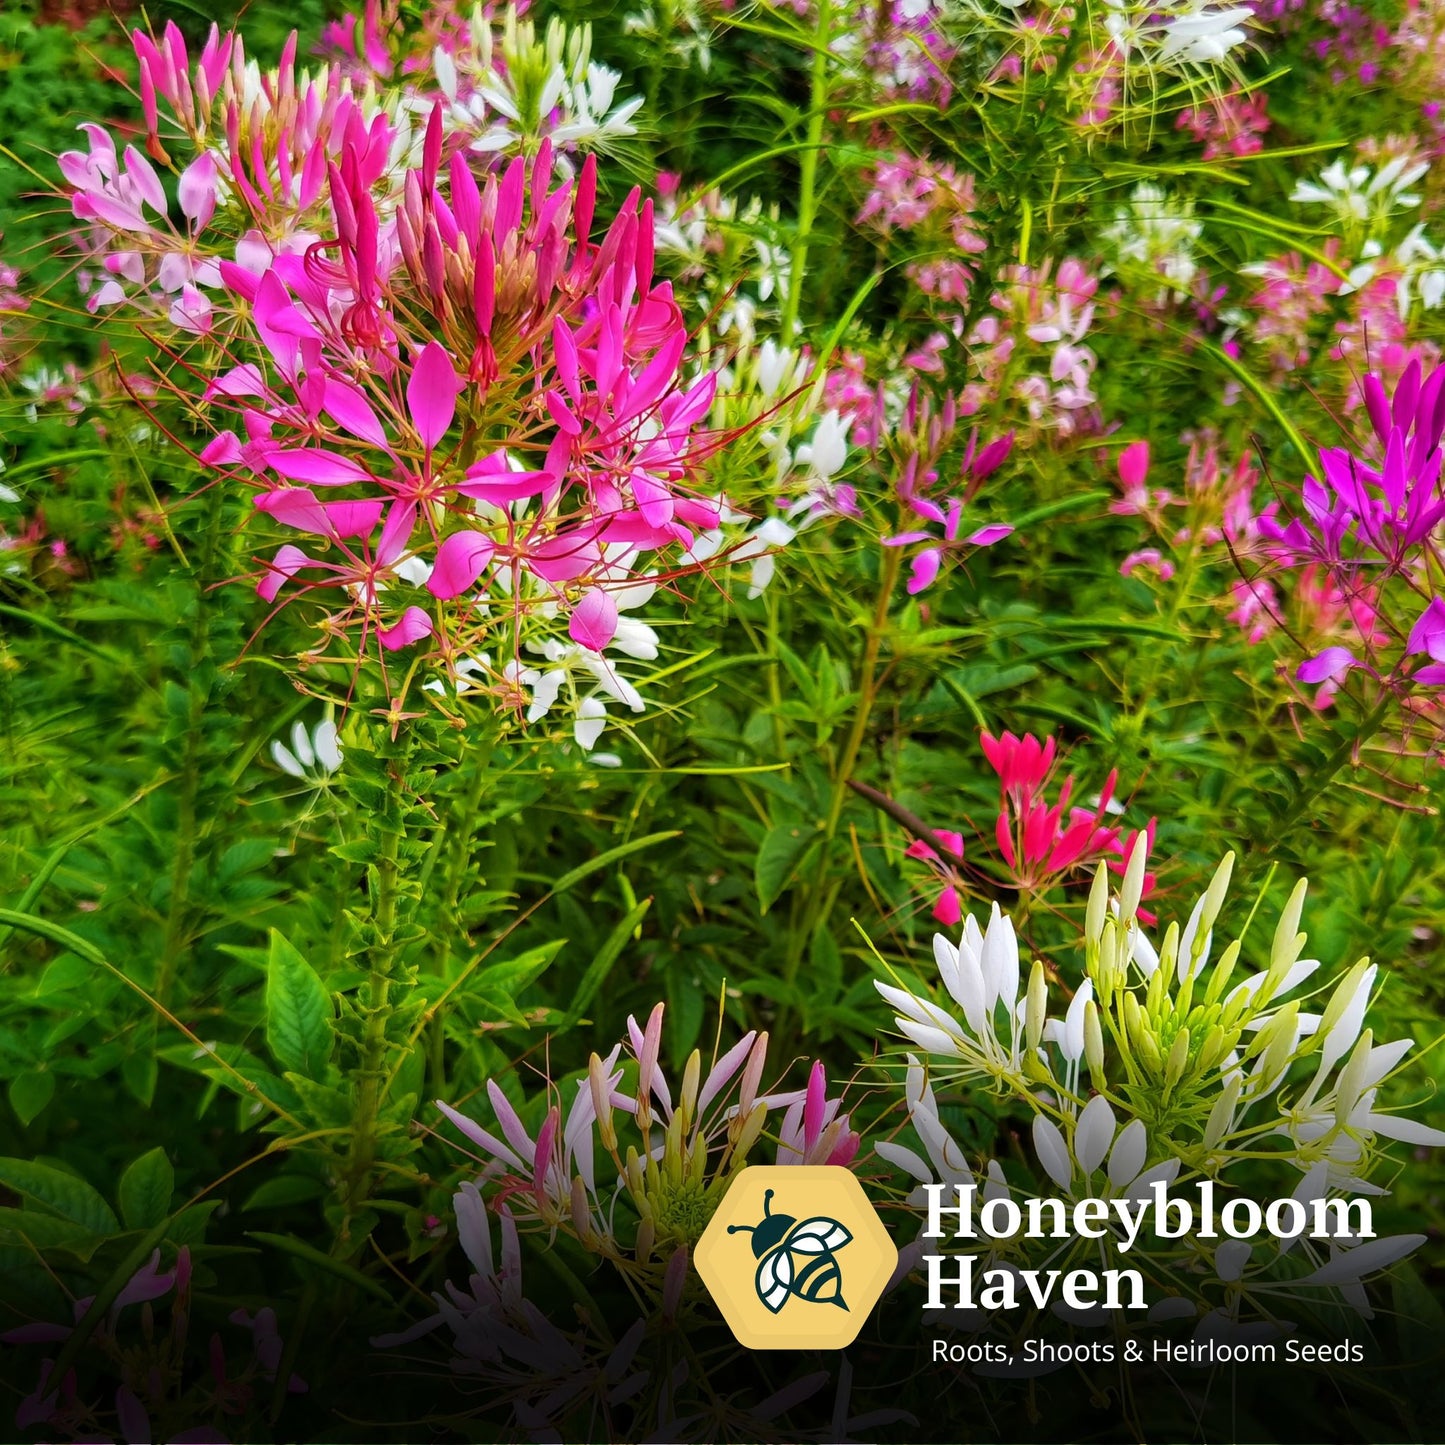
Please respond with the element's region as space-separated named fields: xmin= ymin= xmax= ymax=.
xmin=695 ymin=1165 xmax=898 ymax=1350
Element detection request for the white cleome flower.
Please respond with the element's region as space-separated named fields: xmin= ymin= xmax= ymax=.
xmin=271 ymin=718 xmax=342 ymax=782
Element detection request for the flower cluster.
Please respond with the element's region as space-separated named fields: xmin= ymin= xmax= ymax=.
xmin=64 ymin=61 xmax=785 ymax=742
xmin=882 ymin=390 xmax=1014 ymax=594
xmin=4 ymin=1247 xmax=303 ymax=1441
xmin=875 ymin=848 xmax=1445 ymax=1349
xmin=857 ymin=153 xmax=987 ymax=306
xmin=886 ymin=730 xmax=1149 ymax=926
xmin=435 ymin=1002 xmax=859 ymax=1282
xmin=1243 ymin=362 xmax=1445 ymax=714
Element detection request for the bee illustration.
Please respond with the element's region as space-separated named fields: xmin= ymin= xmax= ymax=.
xmin=727 ymin=1189 xmax=853 ymax=1313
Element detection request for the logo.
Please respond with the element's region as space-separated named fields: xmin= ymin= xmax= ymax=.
xmin=695 ymin=1165 xmax=898 ymax=1350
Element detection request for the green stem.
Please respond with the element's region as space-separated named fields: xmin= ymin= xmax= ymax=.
xmin=780 ymin=547 xmax=901 ymax=1005
xmin=338 ymin=754 xmax=408 ymax=1252
xmin=156 ymin=488 xmax=225 ymax=1006
xmin=1276 ymin=691 xmax=1395 ymax=835
xmin=780 ymin=0 xmax=832 ymax=340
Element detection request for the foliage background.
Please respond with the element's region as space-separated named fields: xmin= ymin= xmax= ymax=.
xmin=2 ymin=0 xmax=1445 ymax=1438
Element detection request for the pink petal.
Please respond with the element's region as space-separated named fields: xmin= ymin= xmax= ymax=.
xmin=408 ymin=341 xmax=460 ymax=451
xmin=457 ymin=453 xmax=556 ymax=504
xmin=569 ymin=589 xmax=619 ymax=651
xmin=323 ymin=378 xmax=390 ymax=448
xmin=906 ymin=548 xmax=942 ymax=594
xmin=1297 ymin=647 xmax=1356 ymax=686
xmin=325 ymin=500 xmax=385 ymax=539
xmin=377 ymin=606 xmax=433 ymax=650
xmin=964 ymin=523 xmax=1014 ymax=547
xmin=428 ymin=531 xmax=495 ymax=599
xmin=932 ymin=887 xmax=962 ymax=926
xmin=1407 ymin=596 xmax=1445 ymax=662
xmin=1118 ymin=440 xmax=1150 ymax=491
xmin=200 ymin=431 xmax=243 ymax=465
xmin=255 ymin=488 xmax=331 ymax=534
xmin=266 ymin=449 xmax=372 ymax=486
xmin=178 ymin=152 xmax=218 ymax=229
xmin=257 ymin=544 xmax=313 ymax=602
xmin=376 ymin=501 xmax=417 ymax=568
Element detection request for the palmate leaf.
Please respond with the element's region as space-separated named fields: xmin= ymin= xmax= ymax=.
xmin=263 ymin=930 xmax=334 ymax=1081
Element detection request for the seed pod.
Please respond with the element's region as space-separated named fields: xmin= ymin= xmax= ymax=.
xmin=1204 ymin=1074 xmax=1241 ymax=1149
xmin=1086 ymin=863 xmax=1110 ymax=948
xmin=1026 ymin=959 xmax=1047 ymax=1054
xmin=1165 ymin=1027 xmax=1191 ymax=1089
xmin=1084 ymin=1000 xmax=1106 ymax=1091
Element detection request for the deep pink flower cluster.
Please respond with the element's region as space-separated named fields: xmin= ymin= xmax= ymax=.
xmin=982 ymin=730 xmax=1154 ymax=895
xmin=1177 ymin=90 xmax=1271 ymax=159
xmin=189 ymin=111 xmax=730 ymax=692
xmin=59 ymin=23 xmax=411 ymax=333
xmin=1255 ymin=361 xmax=1445 ymax=698
xmin=57 ymin=22 xmax=754 ymax=722
xmin=903 ymin=732 xmax=1153 ymax=922
xmin=4 ymin=1247 xmax=302 ymax=1441
xmin=881 ymin=388 xmax=1014 ymax=594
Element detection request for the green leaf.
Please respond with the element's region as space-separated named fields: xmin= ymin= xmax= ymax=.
xmin=8 ymin=1072 xmax=55 ymax=1127
xmin=471 ymin=941 xmax=564 ymax=1000
xmin=122 ymin=1049 xmax=158 ymax=1108
xmin=34 ymin=953 xmax=91 ymax=996
xmin=0 ymin=1158 xmax=119 ymax=1234
xmin=549 ymin=831 xmax=681 ymax=897
xmin=241 ymin=1175 xmax=328 ymax=1212
xmin=246 ymin=1230 xmax=395 ymax=1303
xmin=264 ymin=931 xmax=334 ymax=1081
xmin=118 ymin=1148 xmax=174 ymax=1230
xmin=756 ymin=824 xmax=817 ymax=914
xmin=0 ymin=1207 xmax=103 ymax=1259
xmin=563 ymin=898 xmax=652 ymax=1027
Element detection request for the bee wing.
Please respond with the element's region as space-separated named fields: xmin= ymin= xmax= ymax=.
xmin=784 ymin=1217 xmax=853 ymax=1253
xmin=756 ymin=1247 xmax=793 ymax=1313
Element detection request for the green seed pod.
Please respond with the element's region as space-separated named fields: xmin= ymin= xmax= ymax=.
xmin=1026 ymin=959 xmax=1047 ymax=1054
xmin=1333 ymin=1028 xmax=1375 ymax=1128
xmin=1165 ymin=1027 xmax=1191 ymax=1088
xmin=1204 ymin=939 xmax=1241 ymax=1007
xmin=1086 ymin=862 xmax=1110 ymax=949
xmin=1204 ymin=1074 xmax=1241 ymax=1149
xmin=1084 ymin=1000 xmax=1106 ymax=1091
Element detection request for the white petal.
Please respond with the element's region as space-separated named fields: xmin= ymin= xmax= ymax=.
xmin=270 ymin=741 xmax=304 ymax=779
xmin=1107 ymin=1118 xmax=1147 ymax=1189
xmin=290 ymin=720 xmax=315 ymax=769
xmin=1075 ymin=1094 xmax=1117 ymax=1176
xmin=313 ymin=719 xmax=342 ymax=772
xmin=1033 ymin=1114 xmax=1073 ymax=1189
xmin=1299 ymin=1234 xmax=1425 ymax=1285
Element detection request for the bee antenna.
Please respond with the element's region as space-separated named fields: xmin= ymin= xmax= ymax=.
xmin=726 ymin=1222 xmax=754 ymax=1234
xmin=763 ymin=1189 xmax=774 ymax=1216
